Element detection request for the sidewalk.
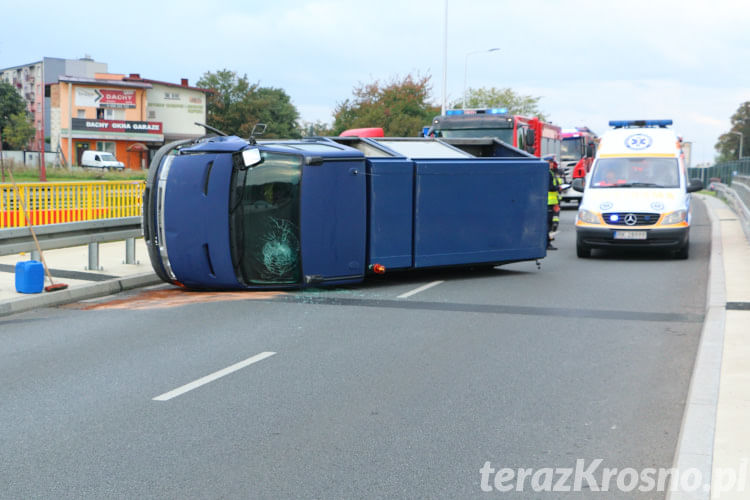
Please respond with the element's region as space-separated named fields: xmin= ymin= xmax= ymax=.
xmin=0 ymin=237 xmax=161 ymax=317
xmin=702 ymin=194 xmax=750 ymax=500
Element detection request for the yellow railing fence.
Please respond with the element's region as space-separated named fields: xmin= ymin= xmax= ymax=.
xmin=0 ymin=180 xmax=146 ymax=228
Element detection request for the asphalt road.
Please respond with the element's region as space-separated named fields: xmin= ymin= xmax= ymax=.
xmin=0 ymin=200 xmax=710 ymax=499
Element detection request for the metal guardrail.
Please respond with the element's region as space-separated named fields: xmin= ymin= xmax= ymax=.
xmin=711 ymin=180 xmax=750 ymax=242
xmin=0 ymin=217 xmax=143 ymax=269
xmin=0 ymin=180 xmax=145 ymax=229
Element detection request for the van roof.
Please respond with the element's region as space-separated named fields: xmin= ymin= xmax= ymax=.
xmin=596 ymin=127 xmax=680 ymax=159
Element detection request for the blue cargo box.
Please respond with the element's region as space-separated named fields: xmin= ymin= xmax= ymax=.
xmin=333 ymin=137 xmax=547 ymax=271
xmin=412 ymin=158 xmax=547 ymax=267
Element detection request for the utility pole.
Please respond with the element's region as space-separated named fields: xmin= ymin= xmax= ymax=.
xmin=0 ymin=124 xmax=5 ymax=183
xmin=441 ymin=0 xmax=448 ymax=116
xmin=39 ymin=68 xmax=47 ymax=181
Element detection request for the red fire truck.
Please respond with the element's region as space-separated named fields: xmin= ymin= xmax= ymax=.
xmin=560 ymin=127 xmax=597 ymax=180
xmin=426 ymin=108 xmax=562 ymax=159
xmin=559 ymin=127 xmax=597 ymax=204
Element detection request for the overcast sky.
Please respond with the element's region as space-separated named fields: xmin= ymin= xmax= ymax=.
xmin=2 ymin=0 xmax=748 ymax=164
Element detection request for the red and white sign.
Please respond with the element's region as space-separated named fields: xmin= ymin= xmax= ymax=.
xmin=98 ymin=89 xmax=136 ymax=108
xmin=75 ymin=87 xmax=137 ymax=109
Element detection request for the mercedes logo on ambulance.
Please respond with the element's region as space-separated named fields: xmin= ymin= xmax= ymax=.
xmin=624 ymin=214 xmax=638 ymax=226
xmin=625 ymin=133 xmax=652 ymax=150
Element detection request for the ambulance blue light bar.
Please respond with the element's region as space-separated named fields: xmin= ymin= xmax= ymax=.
xmin=446 ymin=109 xmax=464 ymax=116
xmin=609 ymin=119 xmax=673 ymax=129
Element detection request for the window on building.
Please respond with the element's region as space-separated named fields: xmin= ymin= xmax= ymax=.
xmin=103 ymin=109 xmax=125 ymax=120
xmin=77 ymin=109 xmax=86 ymax=118
xmin=96 ymin=142 xmax=116 ymax=155
xmin=97 ymin=108 xmax=105 ymax=119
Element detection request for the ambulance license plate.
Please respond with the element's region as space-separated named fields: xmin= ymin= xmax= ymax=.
xmin=614 ymin=231 xmax=647 ymax=240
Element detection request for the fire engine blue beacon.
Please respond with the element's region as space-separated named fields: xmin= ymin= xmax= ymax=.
xmin=625 ymin=133 xmax=652 ymax=150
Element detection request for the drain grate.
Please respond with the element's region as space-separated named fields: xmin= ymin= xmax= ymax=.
xmin=726 ymin=302 xmax=750 ymax=311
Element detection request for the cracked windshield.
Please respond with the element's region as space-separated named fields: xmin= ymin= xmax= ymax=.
xmin=230 ymin=152 xmax=301 ymax=285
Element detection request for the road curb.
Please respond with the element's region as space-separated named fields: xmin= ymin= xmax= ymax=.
xmin=667 ymin=195 xmax=727 ymax=500
xmin=0 ymin=272 xmax=162 ymax=318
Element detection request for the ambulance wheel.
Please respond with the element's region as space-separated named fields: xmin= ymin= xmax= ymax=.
xmin=674 ymin=242 xmax=689 ymax=260
xmin=576 ymin=241 xmax=591 ymax=258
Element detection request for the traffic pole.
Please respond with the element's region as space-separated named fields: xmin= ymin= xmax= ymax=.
xmin=39 ymin=77 xmax=47 ymax=181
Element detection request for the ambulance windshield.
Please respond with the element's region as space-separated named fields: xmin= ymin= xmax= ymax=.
xmin=590 ymin=158 xmax=680 ymax=188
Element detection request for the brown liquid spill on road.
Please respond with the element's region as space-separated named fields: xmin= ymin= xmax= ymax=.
xmin=75 ymin=288 xmax=285 ymax=310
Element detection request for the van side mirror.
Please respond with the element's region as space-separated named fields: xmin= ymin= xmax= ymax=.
xmin=586 ymin=143 xmax=595 ymax=158
xmin=572 ymin=177 xmax=585 ymax=192
xmin=687 ymin=178 xmax=703 ymax=193
xmin=241 ymin=148 xmax=263 ymax=168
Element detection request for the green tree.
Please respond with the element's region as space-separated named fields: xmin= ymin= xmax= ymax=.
xmin=4 ymin=112 xmax=35 ymax=149
xmin=244 ymin=86 xmax=301 ymax=139
xmin=332 ymin=73 xmax=440 ymax=136
xmin=197 ymin=69 xmax=301 ymax=139
xmin=0 ymin=81 xmax=28 ymax=148
xmin=451 ymin=87 xmax=547 ymax=120
xmin=715 ymin=102 xmax=750 ymax=162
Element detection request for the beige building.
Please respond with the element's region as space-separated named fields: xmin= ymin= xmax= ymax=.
xmin=124 ymin=75 xmax=209 ymax=143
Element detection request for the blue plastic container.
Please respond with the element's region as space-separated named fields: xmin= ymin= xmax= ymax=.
xmin=15 ymin=260 xmax=45 ymax=294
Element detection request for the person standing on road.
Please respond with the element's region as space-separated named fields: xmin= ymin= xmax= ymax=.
xmin=545 ymin=155 xmax=561 ymax=250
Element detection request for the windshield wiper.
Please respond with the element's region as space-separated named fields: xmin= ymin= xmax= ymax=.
xmin=616 ymin=182 xmax=664 ymax=188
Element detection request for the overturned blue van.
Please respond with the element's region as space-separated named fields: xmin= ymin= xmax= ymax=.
xmin=142 ymin=134 xmax=548 ymax=290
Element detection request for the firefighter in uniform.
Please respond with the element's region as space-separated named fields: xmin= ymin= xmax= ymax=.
xmin=544 ymin=154 xmax=561 ymax=250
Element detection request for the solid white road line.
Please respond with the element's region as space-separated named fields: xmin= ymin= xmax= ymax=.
xmin=397 ymin=280 xmax=444 ymax=299
xmin=152 ymin=351 xmax=276 ymax=401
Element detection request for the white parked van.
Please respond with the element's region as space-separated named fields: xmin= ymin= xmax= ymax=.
xmin=81 ymin=150 xmax=125 ymax=170
xmin=572 ymin=120 xmax=702 ymax=259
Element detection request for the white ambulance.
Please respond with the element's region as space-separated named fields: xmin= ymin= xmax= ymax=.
xmin=571 ymin=120 xmax=703 ymax=259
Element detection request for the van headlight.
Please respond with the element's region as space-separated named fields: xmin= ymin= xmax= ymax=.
xmin=578 ymin=209 xmax=601 ymax=224
xmin=660 ymin=210 xmax=687 ymax=225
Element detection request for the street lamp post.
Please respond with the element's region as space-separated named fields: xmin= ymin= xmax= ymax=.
xmin=0 ymin=123 xmax=5 ymax=183
xmin=729 ymin=131 xmax=743 ymax=159
xmin=441 ymin=0 xmax=448 ymax=116
xmin=463 ymin=48 xmax=500 ymax=109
